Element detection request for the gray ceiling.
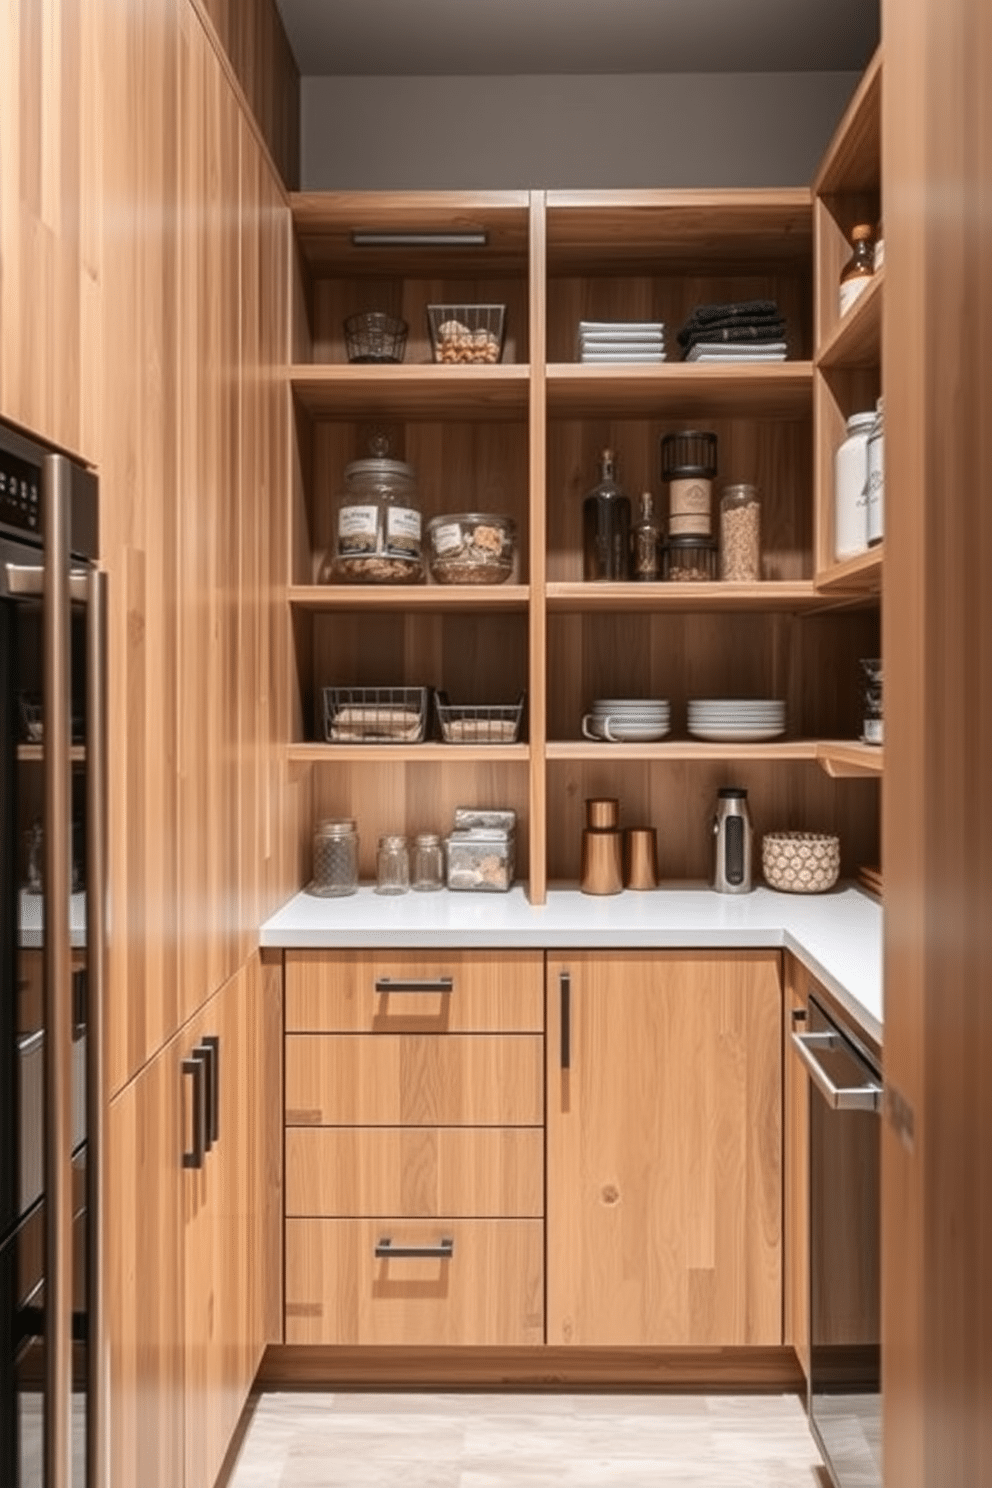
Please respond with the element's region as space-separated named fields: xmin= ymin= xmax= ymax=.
xmin=273 ymin=0 xmax=879 ymax=77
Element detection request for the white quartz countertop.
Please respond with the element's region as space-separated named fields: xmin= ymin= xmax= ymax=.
xmin=260 ymin=881 xmax=883 ymax=1047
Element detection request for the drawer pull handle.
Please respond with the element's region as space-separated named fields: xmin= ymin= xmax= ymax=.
xmin=375 ymin=1237 xmax=455 ymax=1260
xmin=374 ymin=977 xmax=454 ymax=995
xmin=560 ymin=970 xmax=571 ymax=1071
xmin=182 ymin=1057 xmax=206 ymax=1170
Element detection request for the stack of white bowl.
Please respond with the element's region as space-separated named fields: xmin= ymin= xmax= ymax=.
xmin=687 ymin=698 xmax=786 ymax=742
xmin=582 ymin=698 xmax=671 ymax=742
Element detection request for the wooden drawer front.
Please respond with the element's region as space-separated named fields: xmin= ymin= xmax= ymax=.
xmin=285 ymin=950 xmax=544 ymax=1033
xmin=286 ymin=1127 xmax=544 ymax=1219
xmin=285 ymin=1218 xmax=544 ymax=1346
xmin=285 ymin=1034 xmax=544 ymax=1127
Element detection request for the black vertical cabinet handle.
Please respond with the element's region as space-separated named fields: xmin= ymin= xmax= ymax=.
xmin=192 ymin=1037 xmax=220 ymax=1151
xmin=182 ymin=1057 xmax=206 ymax=1170
xmin=201 ymin=1035 xmax=220 ymax=1146
xmin=560 ymin=971 xmax=571 ymax=1071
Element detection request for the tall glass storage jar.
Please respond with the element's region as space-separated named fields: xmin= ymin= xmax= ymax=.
xmin=331 ymin=439 xmax=424 ymax=584
xmin=719 ymin=483 xmax=761 ymax=581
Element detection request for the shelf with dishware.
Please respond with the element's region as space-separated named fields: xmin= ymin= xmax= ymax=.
xmin=285 ymin=180 xmax=884 ymax=903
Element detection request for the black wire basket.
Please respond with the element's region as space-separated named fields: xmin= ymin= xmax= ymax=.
xmin=344 ymin=311 xmax=408 ymax=364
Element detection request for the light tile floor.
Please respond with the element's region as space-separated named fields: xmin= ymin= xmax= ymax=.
xmin=222 ymin=1391 xmax=830 ymax=1487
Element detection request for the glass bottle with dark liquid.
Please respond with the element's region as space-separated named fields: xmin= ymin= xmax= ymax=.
xmin=583 ymin=448 xmax=631 ymax=580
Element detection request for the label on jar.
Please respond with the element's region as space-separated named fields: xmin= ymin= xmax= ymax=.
xmin=862 ymin=716 xmax=884 ymax=745
xmin=385 ymin=505 xmax=422 ymax=557
xmin=430 ymin=520 xmax=464 ymax=556
xmin=669 ymin=509 xmax=712 ymax=537
xmin=337 ymin=504 xmax=379 ymax=555
xmin=839 ymin=274 xmax=871 ymax=317
xmin=669 ymin=477 xmax=711 ymax=519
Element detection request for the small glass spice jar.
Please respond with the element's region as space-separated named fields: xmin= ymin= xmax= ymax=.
xmin=662 ymin=534 xmax=718 ymax=582
xmin=719 ymin=483 xmax=761 ymax=581
xmin=309 ymin=818 xmax=359 ymax=897
xmin=375 ymin=833 xmax=410 ymax=894
xmin=411 ymin=832 xmax=445 ymax=891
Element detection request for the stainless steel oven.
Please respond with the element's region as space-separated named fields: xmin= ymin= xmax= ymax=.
xmin=0 ymin=418 xmax=107 ymax=1488
xmin=792 ymin=994 xmax=882 ymax=1488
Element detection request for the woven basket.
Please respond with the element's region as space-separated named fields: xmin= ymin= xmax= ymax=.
xmin=762 ymin=832 xmax=840 ymax=894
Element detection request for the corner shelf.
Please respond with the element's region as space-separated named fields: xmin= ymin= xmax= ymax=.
xmin=817 ymin=270 xmax=883 ymax=370
xmin=814 ymin=546 xmax=883 ymax=596
xmin=816 ymin=741 xmax=884 ymax=778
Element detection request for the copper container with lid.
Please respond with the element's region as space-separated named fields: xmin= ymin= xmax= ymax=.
xmin=581 ymin=797 xmax=623 ymax=894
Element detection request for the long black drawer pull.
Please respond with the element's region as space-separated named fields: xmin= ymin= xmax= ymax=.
xmin=194 ymin=1035 xmax=220 ymax=1148
xmin=182 ymin=1057 xmax=206 ymax=1170
xmin=375 ymin=1237 xmax=455 ymax=1260
xmin=560 ymin=970 xmax=571 ymax=1071
xmin=374 ymin=977 xmax=454 ymax=994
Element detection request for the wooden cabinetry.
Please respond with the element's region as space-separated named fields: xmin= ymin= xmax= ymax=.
xmin=545 ymin=950 xmax=783 ymax=1348
xmin=784 ymin=954 xmax=810 ymax=1378
xmin=108 ymin=954 xmax=280 ymax=1488
xmin=286 ymin=180 xmax=881 ymax=902
xmin=283 ymin=949 xmax=545 ymax=1347
xmin=811 ymin=52 xmax=884 ymax=789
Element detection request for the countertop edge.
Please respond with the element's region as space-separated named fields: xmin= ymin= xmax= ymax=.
xmin=260 ymin=882 xmax=883 ymax=1046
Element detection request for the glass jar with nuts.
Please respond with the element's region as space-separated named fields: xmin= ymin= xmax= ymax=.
xmin=719 ymin=483 xmax=761 ymax=582
xmin=330 ymin=438 xmax=425 ymax=584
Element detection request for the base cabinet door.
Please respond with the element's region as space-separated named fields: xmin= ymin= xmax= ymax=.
xmin=109 ymin=956 xmax=278 ymax=1488
xmin=546 ymin=950 xmax=783 ymax=1348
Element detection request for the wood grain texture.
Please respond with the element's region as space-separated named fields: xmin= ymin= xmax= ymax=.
xmin=257 ymin=1344 xmax=804 ymax=1391
xmin=882 ymin=0 xmax=992 ymax=1483
xmin=194 ymin=0 xmax=299 ymax=189
xmin=285 ymin=949 xmax=544 ymax=1032
xmin=783 ymin=956 xmax=810 ymax=1380
xmin=284 ymin=1218 xmax=545 ymax=1347
xmin=285 ymin=1033 xmax=544 ymax=1128
xmin=106 ymin=1043 xmax=184 ymax=1488
xmin=545 ymin=951 xmax=783 ymax=1349
xmin=286 ymin=1126 xmax=544 ymax=1219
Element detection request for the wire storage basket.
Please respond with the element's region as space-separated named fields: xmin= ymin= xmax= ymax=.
xmin=426 ymin=304 xmax=506 ymax=364
xmin=434 ymin=691 xmax=525 ymax=745
xmin=323 ymin=686 xmax=429 ymax=743
xmin=344 ymin=311 xmax=408 ymax=364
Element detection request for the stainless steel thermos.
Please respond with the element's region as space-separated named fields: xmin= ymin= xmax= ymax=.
xmin=712 ymin=787 xmax=752 ymax=893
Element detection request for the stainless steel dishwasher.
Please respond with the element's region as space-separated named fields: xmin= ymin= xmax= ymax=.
xmin=792 ymin=993 xmax=882 ymax=1488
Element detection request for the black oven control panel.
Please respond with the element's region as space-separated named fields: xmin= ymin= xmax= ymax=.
xmin=0 ymin=449 xmax=41 ymax=536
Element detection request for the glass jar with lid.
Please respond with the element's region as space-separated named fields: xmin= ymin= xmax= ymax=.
xmin=375 ymin=834 xmax=410 ymax=894
xmin=331 ymin=435 xmax=424 ymax=584
xmin=309 ymin=818 xmax=359 ymax=897
xmin=411 ymin=832 xmax=445 ymax=891
xmin=719 ymin=483 xmax=761 ymax=581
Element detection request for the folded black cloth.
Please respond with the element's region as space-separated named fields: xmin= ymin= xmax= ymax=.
xmin=677 ymin=300 xmax=783 ymax=347
xmin=680 ymin=322 xmax=787 ymax=353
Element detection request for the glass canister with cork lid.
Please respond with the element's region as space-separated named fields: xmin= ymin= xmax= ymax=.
xmin=331 ymin=434 xmax=425 ymax=584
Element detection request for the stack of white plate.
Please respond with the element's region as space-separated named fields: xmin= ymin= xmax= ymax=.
xmin=577 ymin=321 xmax=666 ymax=364
xmin=687 ymin=698 xmax=786 ymax=742
xmin=582 ymin=698 xmax=671 ymax=742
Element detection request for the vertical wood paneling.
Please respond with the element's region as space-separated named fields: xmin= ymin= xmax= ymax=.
xmin=195 ymin=0 xmax=300 ymax=189
xmin=883 ymin=0 xmax=992 ymax=1483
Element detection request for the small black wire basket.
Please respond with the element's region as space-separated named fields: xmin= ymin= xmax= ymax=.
xmin=344 ymin=311 xmax=408 ymax=364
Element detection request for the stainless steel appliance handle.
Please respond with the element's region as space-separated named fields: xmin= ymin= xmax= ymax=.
xmin=86 ymin=565 xmax=109 ymax=1488
xmin=43 ymin=453 xmax=74 ymax=1488
xmin=791 ymin=1029 xmax=883 ymax=1112
xmin=4 ymin=561 xmax=89 ymax=603
xmin=374 ymin=976 xmax=454 ymax=994
xmin=374 ymin=1237 xmax=455 ymax=1260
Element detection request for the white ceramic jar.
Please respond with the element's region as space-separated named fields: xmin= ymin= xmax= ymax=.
xmin=866 ymin=397 xmax=884 ymax=546
xmin=834 ymin=411 xmax=876 ymax=561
